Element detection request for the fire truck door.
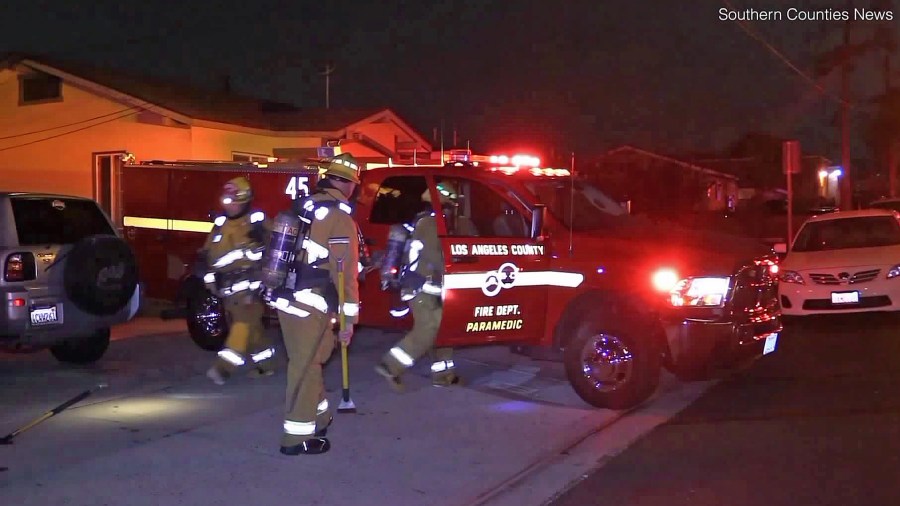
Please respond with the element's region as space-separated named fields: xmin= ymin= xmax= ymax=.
xmin=435 ymin=177 xmax=549 ymax=347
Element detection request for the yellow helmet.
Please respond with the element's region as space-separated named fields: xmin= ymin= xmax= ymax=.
xmin=422 ymin=181 xmax=458 ymax=204
xmin=321 ymin=153 xmax=361 ymax=184
xmin=222 ymin=177 xmax=253 ymax=204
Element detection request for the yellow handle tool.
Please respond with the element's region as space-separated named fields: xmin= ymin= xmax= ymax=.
xmin=329 ymin=237 xmax=356 ymax=413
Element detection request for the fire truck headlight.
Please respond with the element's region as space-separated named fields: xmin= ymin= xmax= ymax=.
xmin=651 ymin=268 xmax=679 ymax=292
xmin=668 ymin=277 xmax=731 ymax=307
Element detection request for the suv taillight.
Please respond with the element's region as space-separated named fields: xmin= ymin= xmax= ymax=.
xmin=4 ymin=253 xmax=35 ymax=282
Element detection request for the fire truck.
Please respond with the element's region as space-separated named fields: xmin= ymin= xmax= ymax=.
xmin=120 ymin=158 xmax=321 ymax=349
xmin=121 ymin=151 xmax=782 ymax=410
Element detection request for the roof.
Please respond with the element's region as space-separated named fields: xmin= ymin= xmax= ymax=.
xmin=600 ymin=145 xmax=739 ymax=181
xmin=806 ymin=208 xmax=898 ymax=223
xmin=1 ymin=54 xmax=396 ymax=133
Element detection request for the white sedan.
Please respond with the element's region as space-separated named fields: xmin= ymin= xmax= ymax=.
xmin=776 ymin=209 xmax=900 ymax=316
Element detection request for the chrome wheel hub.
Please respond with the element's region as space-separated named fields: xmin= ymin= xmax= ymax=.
xmin=580 ymin=333 xmax=634 ymax=392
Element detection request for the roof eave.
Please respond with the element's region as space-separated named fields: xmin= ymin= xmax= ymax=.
xmin=20 ymin=59 xmax=194 ymax=125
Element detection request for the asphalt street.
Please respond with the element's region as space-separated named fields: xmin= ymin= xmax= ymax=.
xmin=549 ymin=313 xmax=900 ymax=506
xmin=0 ymin=317 xmax=708 ymax=506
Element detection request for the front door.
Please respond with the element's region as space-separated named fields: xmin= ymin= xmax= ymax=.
xmin=92 ymin=151 xmax=125 ymax=230
xmin=435 ymin=176 xmax=549 ymax=347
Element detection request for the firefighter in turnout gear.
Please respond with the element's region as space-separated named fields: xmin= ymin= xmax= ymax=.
xmin=204 ymin=177 xmax=275 ymax=385
xmin=375 ymin=181 xmax=462 ymax=390
xmin=269 ymin=152 xmax=361 ymax=456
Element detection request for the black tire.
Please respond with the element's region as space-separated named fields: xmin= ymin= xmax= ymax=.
xmin=187 ymin=291 xmax=228 ymax=351
xmin=563 ymin=308 xmax=661 ymax=410
xmin=63 ymin=235 xmax=139 ymax=316
xmin=50 ymin=328 xmax=110 ymax=364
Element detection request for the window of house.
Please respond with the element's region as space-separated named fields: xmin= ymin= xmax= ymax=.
xmin=232 ymin=152 xmax=270 ymax=162
xmin=19 ymin=74 xmax=62 ymax=104
xmin=435 ymin=177 xmax=530 ymax=238
xmin=370 ymin=176 xmax=430 ymax=225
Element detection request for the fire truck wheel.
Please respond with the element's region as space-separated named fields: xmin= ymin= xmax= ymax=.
xmin=50 ymin=328 xmax=111 ymax=364
xmin=187 ymin=292 xmax=228 ymax=351
xmin=563 ymin=310 xmax=661 ymax=411
xmin=63 ymin=236 xmax=140 ymax=316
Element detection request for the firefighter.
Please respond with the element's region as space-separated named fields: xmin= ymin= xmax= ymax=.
xmin=375 ymin=181 xmax=462 ymax=390
xmin=204 ymin=177 xmax=275 ymax=385
xmin=270 ymin=152 xmax=361 ymax=456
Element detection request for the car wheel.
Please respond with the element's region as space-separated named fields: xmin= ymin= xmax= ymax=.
xmin=563 ymin=310 xmax=661 ymax=410
xmin=187 ymin=291 xmax=228 ymax=351
xmin=63 ymin=235 xmax=139 ymax=316
xmin=50 ymin=328 xmax=110 ymax=364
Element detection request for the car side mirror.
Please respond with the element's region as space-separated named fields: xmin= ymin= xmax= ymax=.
xmin=773 ymin=242 xmax=787 ymax=254
xmin=530 ymin=204 xmax=546 ymax=241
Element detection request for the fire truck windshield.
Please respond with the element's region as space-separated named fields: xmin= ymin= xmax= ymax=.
xmin=523 ymin=180 xmax=630 ymax=231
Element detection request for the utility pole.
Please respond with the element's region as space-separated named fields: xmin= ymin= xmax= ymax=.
xmin=886 ymin=47 xmax=896 ymax=197
xmin=320 ymin=63 xmax=336 ymax=109
xmin=877 ymin=0 xmax=897 ymax=196
xmin=840 ymin=9 xmax=853 ymax=210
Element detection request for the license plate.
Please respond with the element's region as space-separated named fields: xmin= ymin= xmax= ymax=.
xmin=763 ymin=333 xmax=778 ymax=355
xmin=30 ymin=306 xmax=59 ymax=326
xmin=831 ymin=291 xmax=859 ymax=304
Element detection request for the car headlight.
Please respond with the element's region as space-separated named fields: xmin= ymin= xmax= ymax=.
xmin=888 ymin=264 xmax=900 ymax=279
xmin=669 ymin=277 xmax=731 ymax=307
xmin=780 ymin=270 xmax=804 ymax=284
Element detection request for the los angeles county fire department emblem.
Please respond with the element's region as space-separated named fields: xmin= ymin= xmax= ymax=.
xmin=482 ymin=262 xmax=519 ymax=297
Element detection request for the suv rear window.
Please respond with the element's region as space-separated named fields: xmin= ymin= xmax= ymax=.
xmin=11 ymin=197 xmax=115 ymax=245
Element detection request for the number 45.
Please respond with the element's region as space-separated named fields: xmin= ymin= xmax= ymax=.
xmin=285 ymin=176 xmax=310 ymax=200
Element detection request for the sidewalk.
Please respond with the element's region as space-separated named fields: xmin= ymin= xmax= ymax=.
xmin=0 ymin=320 xmax=711 ymax=506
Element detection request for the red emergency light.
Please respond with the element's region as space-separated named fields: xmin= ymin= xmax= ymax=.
xmin=488 ymin=154 xmax=540 ymax=167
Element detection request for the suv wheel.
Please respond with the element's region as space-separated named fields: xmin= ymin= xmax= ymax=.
xmin=50 ymin=328 xmax=111 ymax=364
xmin=187 ymin=291 xmax=228 ymax=351
xmin=563 ymin=309 xmax=661 ymax=410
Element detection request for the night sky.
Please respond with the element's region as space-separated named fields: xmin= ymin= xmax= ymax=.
xmin=2 ymin=0 xmax=897 ymax=163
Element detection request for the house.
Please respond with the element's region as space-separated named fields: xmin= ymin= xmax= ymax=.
xmin=692 ymin=154 xmax=835 ymax=211
xmin=585 ymin=145 xmax=740 ymax=216
xmin=0 ymin=54 xmax=432 ymax=224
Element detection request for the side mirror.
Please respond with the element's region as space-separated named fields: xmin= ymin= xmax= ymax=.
xmin=773 ymin=242 xmax=787 ymax=254
xmin=530 ymin=204 xmax=546 ymax=241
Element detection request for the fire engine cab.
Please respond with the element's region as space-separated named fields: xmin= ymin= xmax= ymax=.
xmin=122 ymin=151 xmax=782 ymax=410
xmin=354 ymin=152 xmax=782 ymax=409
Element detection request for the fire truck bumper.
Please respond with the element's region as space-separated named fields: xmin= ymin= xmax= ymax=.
xmin=661 ymin=312 xmax=782 ymax=371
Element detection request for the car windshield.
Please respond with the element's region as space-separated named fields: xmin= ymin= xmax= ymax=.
xmin=11 ymin=197 xmax=115 ymax=245
xmin=792 ymin=215 xmax=900 ymax=252
xmin=522 ymin=179 xmax=628 ymax=231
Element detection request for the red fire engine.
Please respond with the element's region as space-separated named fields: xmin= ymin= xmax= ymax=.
xmin=121 ymin=150 xmax=782 ymax=410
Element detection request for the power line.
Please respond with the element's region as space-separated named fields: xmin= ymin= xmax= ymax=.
xmin=721 ymin=0 xmax=850 ymax=107
xmin=0 ymin=107 xmax=146 ymax=153
xmin=0 ymin=102 xmax=151 ymax=140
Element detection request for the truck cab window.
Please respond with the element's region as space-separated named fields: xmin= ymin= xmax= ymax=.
xmin=370 ymin=176 xmax=429 ymax=225
xmin=435 ymin=177 xmax=529 ymax=238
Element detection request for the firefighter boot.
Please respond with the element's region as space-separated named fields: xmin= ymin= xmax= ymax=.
xmin=430 ymin=347 xmax=461 ymax=387
xmin=280 ymin=437 xmax=331 ymax=456
xmin=206 ymin=365 xmax=230 ymax=386
xmin=374 ymin=362 xmax=404 ymax=393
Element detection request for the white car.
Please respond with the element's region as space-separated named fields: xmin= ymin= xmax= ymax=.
xmin=775 ymin=209 xmax=900 ymax=316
